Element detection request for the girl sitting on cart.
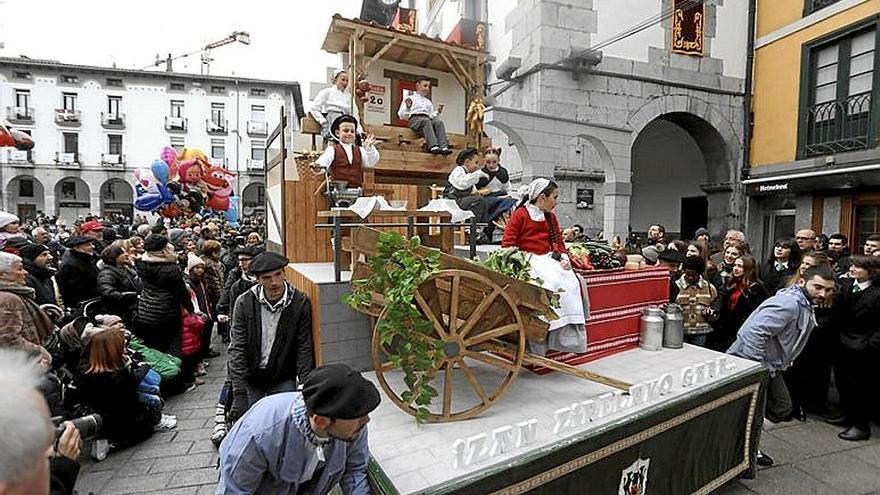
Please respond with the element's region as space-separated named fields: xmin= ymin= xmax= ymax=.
xmin=502 ymin=178 xmax=589 ymax=355
xmin=474 ymin=146 xmax=518 ymax=243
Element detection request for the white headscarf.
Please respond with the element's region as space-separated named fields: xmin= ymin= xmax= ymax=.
xmin=517 ymin=178 xmax=551 ymax=202
xmin=331 ymin=69 xmax=347 ymax=82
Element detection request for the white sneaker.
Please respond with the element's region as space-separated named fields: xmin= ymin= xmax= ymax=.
xmin=154 ymin=414 xmax=178 ymax=431
xmin=90 ymin=439 xmax=110 ymax=461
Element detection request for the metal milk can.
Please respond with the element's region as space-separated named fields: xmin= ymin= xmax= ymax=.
xmin=662 ymin=303 xmax=685 ymax=349
xmin=639 ymin=306 xmax=665 ymax=351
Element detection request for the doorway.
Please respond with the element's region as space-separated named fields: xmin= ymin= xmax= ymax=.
xmin=762 ymin=209 xmax=796 ymax=260
xmin=680 ymin=196 xmax=708 ymax=240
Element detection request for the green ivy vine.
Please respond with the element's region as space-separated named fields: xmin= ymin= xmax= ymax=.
xmin=344 ymin=231 xmax=444 ymax=424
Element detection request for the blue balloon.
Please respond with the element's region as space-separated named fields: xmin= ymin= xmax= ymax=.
xmin=151 ymin=159 xmax=170 ymax=185
xmin=225 ymin=200 xmax=239 ymax=226
xmin=156 ymin=183 xmax=175 ymax=204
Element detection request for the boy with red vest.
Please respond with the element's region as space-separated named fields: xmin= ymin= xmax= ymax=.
xmin=311 ymin=115 xmax=379 ymax=188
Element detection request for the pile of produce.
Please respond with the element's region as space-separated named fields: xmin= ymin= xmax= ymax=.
xmin=568 ymin=241 xmax=622 ymax=270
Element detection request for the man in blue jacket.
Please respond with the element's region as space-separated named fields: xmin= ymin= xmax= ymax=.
xmin=727 ymin=264 xmax=836 ymax=466
xmin=217 ymin=363 xmax=380 ymax=495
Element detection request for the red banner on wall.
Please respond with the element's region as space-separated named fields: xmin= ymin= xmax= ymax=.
xmin=672 ymin=0 xmax=704 ymax=56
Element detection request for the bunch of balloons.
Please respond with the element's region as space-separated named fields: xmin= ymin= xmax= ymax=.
xmin=133 ymin=146 xmax=240 ymax=226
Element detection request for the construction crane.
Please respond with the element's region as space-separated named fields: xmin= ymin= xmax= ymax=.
xmin=145 ymin=31 xmax=251 ymax=75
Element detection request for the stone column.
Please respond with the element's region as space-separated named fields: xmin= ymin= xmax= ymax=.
xmin=603 ymin=181 xmax=631 ymax=241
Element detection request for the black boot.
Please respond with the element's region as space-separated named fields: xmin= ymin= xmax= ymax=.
xmin=756 ymin=450 xmax=774 ymax=467
xmin=838 ymin=425 xmax=871 ymax=441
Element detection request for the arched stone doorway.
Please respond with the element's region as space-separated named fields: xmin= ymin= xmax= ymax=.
xmin=6 ymin=175 xmax=45 ymax=221
xmin=100 ymin=179 xmax=134 ymax=220
xmin=241 ymin=182 xmax=265 ymax=218
xmin=631 ymin=112 xmax=734 ymax=240
xmin=55 ymin=177 xmax=91 ymax=223
xmin=555 ymin=136 xmax=607 ymax=238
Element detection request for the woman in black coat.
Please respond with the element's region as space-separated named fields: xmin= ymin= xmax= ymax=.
xmin=708 ymin=254 xmax=769 ymax=352
xmin=759 ymin=238 xmax=801 ymax=295
xmin=134 ymin=235 xmax=193 ymax=356
xmin=97 ymin=245 xmax=142 ymax=328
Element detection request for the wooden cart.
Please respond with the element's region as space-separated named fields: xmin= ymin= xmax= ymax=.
xmin=349 ymin=227 xmax=632 ymax=423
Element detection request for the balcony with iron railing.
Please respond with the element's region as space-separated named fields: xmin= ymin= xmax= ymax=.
xmin=54 ymin=109 xmax=81 ymax=127
xmin=101 ymin=153 xmax=126 ymax=167
xmin=247 ymin=121 xmax=268 ymax=137
xmin=805 ymin=0 xmax=842 ymax=15
xmin=210 ymin=157 xmax=229 ymax=168
xmin=246 ymin=158 xmax=265 ymax=174
xmin=207 ymin=119 xmax=228 ymax=135
xmin=165 ymin=116 xmax=188 ymax=132
xmin=55 ymin=151 xmax=80 ymax=168
xmin=6 ymin=106 xmax=34 ymax=124
xmin=101 ymin=112 xmax=126 ymax=130
xmin=803 ymin=91 xmax=875 ymax=157
xmin=0 ymin=148 xmax=33 ymax=166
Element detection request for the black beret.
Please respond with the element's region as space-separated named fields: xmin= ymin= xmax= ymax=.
xmin=143 ymin=234 xmax=169 ymax=253
xmin=18 ymin=243 xmax=49 ymax=260
xmin=331 ymin=114 xmax=358 ymax=135
xmin=456 ymin=147 xmax=479 ymax=165
xmin=234 ymin=245 xmax=263 ymax=258
xmin=302 ymin=364 xmax=381 ymax=420
xmin=64 ymin=235 xmax=94 ymax=248
xmin=658 ymin=249 xmax=685 ymax=264
xmin=249 ymin=251 xmax=289 ymax=274
xmin=682 ymin=255 xmax=706 ymax=274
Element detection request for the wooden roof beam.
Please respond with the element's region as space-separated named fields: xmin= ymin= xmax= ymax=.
xmin=363 ymin=37 xmax=399 ymax=72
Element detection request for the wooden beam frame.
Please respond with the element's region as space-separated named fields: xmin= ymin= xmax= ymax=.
xmin=364 ymin=37 xmax=399 ymax=72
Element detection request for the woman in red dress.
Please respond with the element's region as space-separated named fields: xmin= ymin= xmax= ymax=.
xmin=502 ymin=179 xmax=588 ymax=355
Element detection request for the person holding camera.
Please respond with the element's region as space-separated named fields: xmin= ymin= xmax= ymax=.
xmin=0 ymin=349 xmax=83 ymax=495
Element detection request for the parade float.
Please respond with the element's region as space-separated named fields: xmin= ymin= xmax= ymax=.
xmin=263 ymin=10 xmax=766 ymax=494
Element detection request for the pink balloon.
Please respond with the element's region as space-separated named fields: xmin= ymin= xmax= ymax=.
xmin=161 ymin=147 xmax=177 ymax=167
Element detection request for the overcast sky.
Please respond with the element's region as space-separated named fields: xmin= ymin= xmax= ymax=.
xmin=0 ymin=1 xmax=360 ymax=91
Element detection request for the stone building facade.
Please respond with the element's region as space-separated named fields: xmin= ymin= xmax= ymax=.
xmin=417 ymin=0 xmax=750 ymax=241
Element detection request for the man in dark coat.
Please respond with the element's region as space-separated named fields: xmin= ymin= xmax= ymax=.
xmin=828 ymin=233 xmax=851 ymax=278
xmin=56 ymin=236 xmax=100 ymax=309
xmin=827 ymin=255 xmax=880 ymax=441
xmin=216 ymin=246 xmax=262 ymax=325
xmin=19 ymin=243 xmax=58 ymax=305
xmin=228 ymin=252 xmax=315 ymax=421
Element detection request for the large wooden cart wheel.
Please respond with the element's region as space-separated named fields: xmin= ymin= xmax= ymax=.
xmin=372 ymin=269 xmax=526 ymax=422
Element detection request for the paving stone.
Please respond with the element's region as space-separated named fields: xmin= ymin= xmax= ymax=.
xmin=150 ymin=452 xmax=218 ymax=473
xmin=739 ymin=465 xmax=840 ymax=495
xmin=141 ymin=488 xmax=199 ymax=495
xmin=767 ymin=421 xmax=866 ymax=457
xmin=166 ymin=467 xmax=220 ymax=488
xmin=793 ymin=451 xmax=880 ymax=494
xmin=71 ymin=469 xmax=113 ymax=494
xmin=846 ymin=442 xmax=880 ymax=468
xmin=757 ymin=430 xmax=813 ymax=466
xmin=101 ymin=472 xmax=173 ymax=494
xmin=714 ymin=481 xmax=755 ymax=494
xmin=131 ymin=441 xmax=194 ymax=460
xmin=190 ymin=439 xmax=218 ymax=454
xmin=172 ymin=427 xmax=215 ymax=443
xmin=197 ymin=484 xmax=220 ymax=494
xmin=114 ymin=458 xmax=157 ymax=477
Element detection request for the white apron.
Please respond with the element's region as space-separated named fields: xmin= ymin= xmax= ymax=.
xmin=527 ymin=253 xmax=588 ymax=354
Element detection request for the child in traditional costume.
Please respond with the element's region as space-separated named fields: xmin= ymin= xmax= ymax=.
xmin=502 ymin=179 xmax=588 ymax=355
xmin=309 ymin=69 xmax=354 ymax=141
xmin=443 ymin=148 xmax=490 ymax=244
xmin=475 ymin=146 xmax=517 ymax=242
xmin=311 ymin=115 xmax=379 ymax=189
xmin=397 ymin=75 xmax=452 ymax=154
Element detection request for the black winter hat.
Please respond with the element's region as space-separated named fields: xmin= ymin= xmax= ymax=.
xmin=234 ymin=245 xmax=263 ymax=258
xmin=330 ymin=114 xmax=359 ymax=136
xmin=64 ymin=235 xmax=94 ymax=248
xmin=302 ymin=364 xmax=381 ymax=420
xmin=143 ymin=234 xmax=169 ymax=253
xmin=682 ymin=255 xmax=706 ymax=274
xmin=248 ymin=251 xmax=288 ymax=274
xmin=18 ymin=243 xmax=49 ymax=260
xmin=658 ymin=249 xmax=685 ymax=264
xmin=456 ymin=147 xmax=479 ymax=166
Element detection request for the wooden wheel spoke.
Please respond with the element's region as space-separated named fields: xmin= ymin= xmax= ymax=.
xmin=449 ymin=275 xmax=461 ymax=335
xmin=464 ymin=323 xmax=521 ymax=347
xmin=414 ymin=291 xmax=447 ymax=339
xmin=457 ymin=289 xmax=500 ymax=340
xmin=462 ymin=350 xmax=517 ymax=372
xmin=442 ymin=362 xmax=454 ymax=417
xmin=377 ymin=361 xmax=395 ymax=372
xmin=458 ymin=359 xmax=488 ymax=402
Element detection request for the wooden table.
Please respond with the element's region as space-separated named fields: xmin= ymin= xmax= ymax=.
xmin=316 ymin=209 xmax=483 ymax=281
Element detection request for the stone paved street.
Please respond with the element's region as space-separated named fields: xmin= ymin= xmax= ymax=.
xmin=73 ymin=337 xmax=226 ymax=495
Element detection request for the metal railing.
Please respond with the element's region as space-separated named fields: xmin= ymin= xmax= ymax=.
xmin=55 ymin=151 xmax=80 ymax=166
xmin=247 ymin=120 xmax=268 ymax=136
xmin=101 ymin=112 xmax=125 ymax=128
xmin=207 ymin=119 xmax=228 ymax=134
xmin=54 ymin=109 xmax=81 ymax=126
xmin=0 ymin=148 xmax=33 ymax=165
xmin=165 ymin=116 xmax=187 ymax=131
xmin=6 ymin=106 xmax=34 ymax=122
xmin=804 ymin=91 xmax=874 ymax=157
xmin=101 ymin=153 xmax=126 ymax=166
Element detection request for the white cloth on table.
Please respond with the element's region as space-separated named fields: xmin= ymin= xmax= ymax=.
xmin=417 ymin=199 xmax=475 ymax=223
xmin=397 ymin=92 xmax=438 ymax=120
xmin=347 ymin=196 xmax=406 ymax=219
xmin=527 ymin=252 xmax=588 ymax=354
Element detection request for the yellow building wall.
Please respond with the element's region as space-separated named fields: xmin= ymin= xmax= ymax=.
xmin=751 ymin=0 xmax=880 ymax=167
xmin=756 ymin=0 xmax=808 ymax=37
